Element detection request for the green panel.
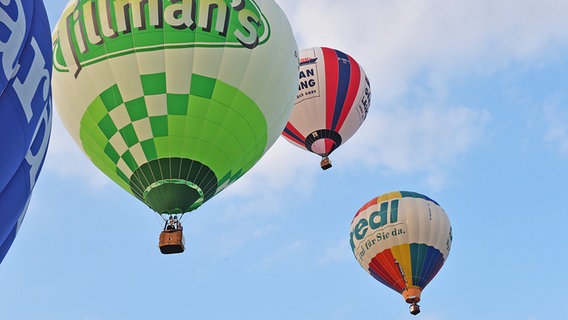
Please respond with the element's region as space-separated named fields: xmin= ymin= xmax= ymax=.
xmin=400 ymin=191 xmax=439 ymax=205
xmin=168 ymin=115 xmax=186 ymax=137
xmin=145 ymin=183 xmax=201 ymax=215
xmin=187 ymin=96 xmax=211 ymax=117
xmin=212 ymin=81 xmax=237 ymax=106
xmin=99 ymin=114 xmax=118 ymax=139
xmin=100 ymin=84 xmax=123 ymax=112
xmin=119 ymin=124 xmax=139 ymax=147
xmin=390 ymin=199 xmax=399 ymax=223
xmin=142 ymin=73 xmax=167 ymax=95
xmin=153 ymin=136 xmax=171 ymax=158
xmin=167 ymin=94 xmax=189 ymax=115
xmin=121 ymin=150 xmax=138 ymax=172
xmin=184 ymin=116 xmax=205 ymax=138
xmin=117 ymin=169 xmax=130 ymax=185
xmin=140 ymin=139 xmax=158 ymax=160
xmin=79 ymin=72 xmax=269 ymax=213
xmin=81 ymin=115 xmax=108 ymax=150
xmin=410 ymin=243 xmax=427 ymax=285
xmin=150 ymin=116 xmax=169 ymax=137
xmin=167 ymin=136 xmax=186 ymax=156
xmin=190 ymin=74 xmax=215 ymax=98
xmin=104 ymin=144 xmax=120 ymax=163
xmin=86 ymin=97 xmax=111 ymax=123
xmin=125 ymin=97 xmax=149 ymax=121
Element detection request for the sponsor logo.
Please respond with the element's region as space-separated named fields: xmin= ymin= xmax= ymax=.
xmin=1 ymin=0 xmax=26 ymax=82
xmin=297 ymin=53 xmax=319 ymax=102
xmin=299 ymin=57 xmax=317 ymax=66
xmin=1 ymin=0 xmax=52 ymax=192
xmin=357 ymin=75 xmax=371 ymax=122
xmin=53 ymin=0 xmax=271 ymax=77
xmin=350 ymin=199 xmax=401 ymax=257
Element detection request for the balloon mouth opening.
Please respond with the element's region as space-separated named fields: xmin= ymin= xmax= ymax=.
xmin=305 ymin=129 xmax=342 ymax=156
xmin=144 ymin=179 xmax=204 ymax=214
xmin=129 ymin=158 xmax=218 ymax=214
xmin=311 ymin=138 xmax=338 ymax=156
xmin=402 ymin=287 xmax=422 ymax=304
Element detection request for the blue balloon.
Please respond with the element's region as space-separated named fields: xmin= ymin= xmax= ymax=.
xmin=0 ymin=0 xmax=52 ymax=263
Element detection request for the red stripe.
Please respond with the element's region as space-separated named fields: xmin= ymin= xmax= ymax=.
xmin=322 ymin=47 xmax=339 ymax=129
xmin=370 ymin=250 xmax=406 ymax=292
xmin=282 ymin=123 xmax=306 ymax=147
xmin=324 ymin=139 xmax=334 ymax=154
xmin=352 ymin=197 xmax=378 ymax=221
xmin=335 ymin=56 xmax=361 ymax=131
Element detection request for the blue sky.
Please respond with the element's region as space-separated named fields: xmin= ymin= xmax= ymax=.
xmin=2 ymin=1 xmax=568 ymax=319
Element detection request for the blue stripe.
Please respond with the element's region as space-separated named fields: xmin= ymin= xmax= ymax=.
xmin=283 ymin=127 xmax=304 ymax=145
xmin=331 ymin=50 xmax=351 ymax=130
xmin=410 ymin=243 xmax=445 ymax=288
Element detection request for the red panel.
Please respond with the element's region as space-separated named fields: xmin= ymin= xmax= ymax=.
xmin=334 ymin=56 xmax=361 ymax=131
xmin=322 ymin=48 xmax=339 ymax=129
xmin=369 ymin=249 xmax=406 ymax=293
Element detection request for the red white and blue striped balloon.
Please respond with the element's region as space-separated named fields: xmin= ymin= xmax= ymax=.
xmin=282 ymin=47 xmax=371 ymax=168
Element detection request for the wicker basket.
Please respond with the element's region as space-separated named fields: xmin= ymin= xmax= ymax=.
xmin=159 ymin=230 xmax=185 ymax=254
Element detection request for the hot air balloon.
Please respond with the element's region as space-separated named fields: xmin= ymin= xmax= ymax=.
xmin=0 ymin=0 xmax=52 ymax=263
xmin=282 ymin=47 xmax=371 ymax=170
xmin=349 ymin=191 xmax=452 ymax=315
xmin=51 ymin=0 xmax=298 ymax=253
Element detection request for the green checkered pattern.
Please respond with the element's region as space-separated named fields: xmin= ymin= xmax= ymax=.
xmin=79 ymin=72 xmax=268 ymax=211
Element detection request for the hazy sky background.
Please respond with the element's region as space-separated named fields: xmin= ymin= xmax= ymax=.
xmin=2 ymin=1 xmax=568 ymax=319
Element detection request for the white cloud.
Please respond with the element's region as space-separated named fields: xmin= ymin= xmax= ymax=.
xmin=343 ymin=104 xmax=491 ymax=188
xmin=280 ymin=0 xmax=568 ymax=103
xmin=46 ymin=0 xmax=568 ymax=195
xmin=273 ymin=0 xmax=568 ymax=190
xmin=542 ymin=103 xmax=568 ymax=155
xmin=217 ymin=138 xmax=318 ymax=203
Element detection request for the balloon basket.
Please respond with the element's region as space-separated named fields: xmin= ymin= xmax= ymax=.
xmin=159 ymin=230 xmax=185 ymax=254
xmin=320 ymin=157 xmax=332 ymax=170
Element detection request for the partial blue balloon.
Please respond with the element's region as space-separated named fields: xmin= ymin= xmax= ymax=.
xmin=0 ymin=0 xmax=52 ymax=263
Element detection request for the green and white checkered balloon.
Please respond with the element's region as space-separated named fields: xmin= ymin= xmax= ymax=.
xmin=52 ymin=0 xmax=298 ymax=215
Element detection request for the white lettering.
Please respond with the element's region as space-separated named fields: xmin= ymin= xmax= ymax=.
xmin=0 ymin=0 xmax=26 ymax=79
xmin=12 ymin=38 xmax=50 ymax=122
xmin=25 ymin=99 xmax=52 ymax=190
xmin=1 ymin=0 xmax=52 ymax=192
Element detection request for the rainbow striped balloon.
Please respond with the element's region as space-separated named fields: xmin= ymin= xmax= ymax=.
xmin=282 ymin=47 xmax=371 ymax=170
xmin=350 ymin=191 xmax=452 ymax=315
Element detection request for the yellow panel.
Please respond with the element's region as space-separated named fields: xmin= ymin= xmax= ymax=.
xmin=390 ymin=243 xmax=413 ymax=288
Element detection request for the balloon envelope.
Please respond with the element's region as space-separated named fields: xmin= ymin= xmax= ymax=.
xmin=350 ymin=191 xmax=452 ymax=312
xmin=52 ymin=0 xmax=298 ymax=215
xmin=0 ymin=0 xmax=53 ymax=262
xmin=282 ymin=47 xmax=371 ymax=167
